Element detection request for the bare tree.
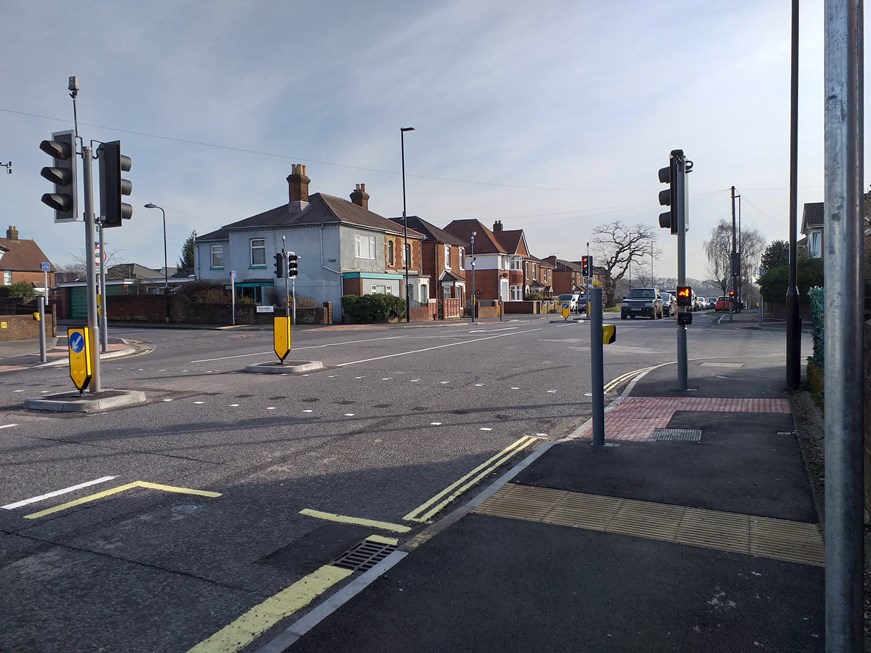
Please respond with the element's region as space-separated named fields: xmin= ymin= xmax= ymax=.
xmin=591 ymin=221 xmax=660 ymax=304
xmin=739 ymin=228 xmax=766 ymax=306
xmin=704 ymin=219 xmax=732 ymax=295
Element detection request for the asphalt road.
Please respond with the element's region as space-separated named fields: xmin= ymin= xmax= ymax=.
xmin=0 ymin=311 xmax=801 ymax=652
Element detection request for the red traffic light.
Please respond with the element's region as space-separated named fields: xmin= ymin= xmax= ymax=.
xmin=728 ymin=290 xmax=735 ymax=297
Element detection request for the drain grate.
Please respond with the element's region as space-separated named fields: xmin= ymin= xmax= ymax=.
xmin=332 ymin=539 xmax=397 ymax=573
xmin=651 ymin=428 xmax=702 ymax=442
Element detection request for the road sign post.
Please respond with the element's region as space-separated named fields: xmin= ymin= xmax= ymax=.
xmin=590 ymin=287 xmax=605 ymax=446
xmin=67 ymin=327 xmax=93 ymax=394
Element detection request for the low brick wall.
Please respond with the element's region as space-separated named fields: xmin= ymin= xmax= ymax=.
xmin=410 ymin=304 xmax=435 ymax=322
xmin=503 ymin=301 xmax=541 ymax=315
xmin=103 ymin=296 xmax=328 ymax=325
xmin=0 ymin=312 xmax=56 ymax=341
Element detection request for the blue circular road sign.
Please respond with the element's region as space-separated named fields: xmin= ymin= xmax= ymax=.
xmin=69 ymin=332 xmax=85 ymax=354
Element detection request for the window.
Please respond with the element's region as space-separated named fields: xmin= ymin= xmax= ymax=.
xmin=210 ymin=245 xmax=224 ymax=268
xmin=250 ymin=239 xmax=266 ymax=266
xmin=405 ymin=242 xmax=411 ymax=266
xmin=388 ymin=241 xmax=395 ymax=266
xmin=459 ymin=248 xmax=465 ymax=270
xmin=444 ymin=245 xmax=451 ymax=269
xmin=510 ymin=257 xmax=522 ymax=271
xmin=810 ymin=231 xmax=821 ymax=258
xmin=355 ymin=234 xmax=376 ymax=259
xmin=510 ymin=285 xmax=523 ymax=301
xmin=420 ymin=284 xmax=428 ymax=300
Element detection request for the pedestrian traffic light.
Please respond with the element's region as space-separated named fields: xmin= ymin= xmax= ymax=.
xmin=676 ymin=286 xmax=692 ymax=307
xmin=581 ymin=255 xmax=592 ymax=277
xmin=658 ymin=149 xmax=688 ymax=235
xmin=98 ymin=141 xmax=133 ymax=227
xmin=287 ymin=252 xmax=298 ymax=277
xmin=274 ymin=252 xmax=285 ymax=278
xmin=40 ymin=130 xmax=78 ymax=223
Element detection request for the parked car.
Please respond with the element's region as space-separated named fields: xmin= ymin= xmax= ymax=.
xmin=557 ymin=293 xmax=580 ymax=313
xmin=620 ymin=288 xmax=663 ymax=320
xmin=715 ymin=296 xmax=731 ymax=312
xmin=707 ymin=297 xmax=717 ymax=309
xmin=695 ymin=296 xmax=707 ymax=311
xmin=660 ymin=292 xmax=673 ymax=317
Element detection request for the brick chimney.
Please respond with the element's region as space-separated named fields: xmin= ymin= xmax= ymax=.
xmin=286 ymin=164 xmax=310 ymax=212
xmin=6 ymin=226 xmax=18 ymax=240
xmin=493 ymin=220 xmax=503 ymax=232
xmin=349 ymin=183 xmax=369 ymax=210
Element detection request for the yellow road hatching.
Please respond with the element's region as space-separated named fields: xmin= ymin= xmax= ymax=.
xmin=298 ymin=508 xmax=411 ymax=533
xmin=23 ymin=481 xmax=222 ymax=519
xmin=604 ymin=367 xmax=650 ymax=395
xmin=403 ymin=435 xmax=539 ymax=523
xmin=186 ymin=564 xmax=353 ymax=653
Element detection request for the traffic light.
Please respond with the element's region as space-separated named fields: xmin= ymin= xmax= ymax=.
xmin=676 ymin=286 xmax=692 ymax=307
xmin=729 ymin=290 xmax=735 ymax=298
xmin=287 ymin=252 xmax=298 ymax=277
xmin=274 ymin=252 xmax=285 ymax=278
xmin=40 ymin=130 xmax=78 ymax=223
xmin=98 ymin=141 xmax=133 ymax=227
xmin=581 ymin=255 xmax=592 ymax=277
xmin=658 ymin=149 xmax=687 ymax=234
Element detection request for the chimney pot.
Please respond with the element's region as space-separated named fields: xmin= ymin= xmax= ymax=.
xmin=493 ymin=220 xmax=503 ymax=232
xmin=349 ymin=183 xmax=369 ymax=210
xmin=6 ymin=226 xmax=18 ymax=240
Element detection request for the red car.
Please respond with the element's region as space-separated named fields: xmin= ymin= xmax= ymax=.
xmin=715 ymin=296 xmax=731 ymax=312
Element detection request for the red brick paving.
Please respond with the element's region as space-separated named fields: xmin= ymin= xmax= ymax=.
xmin=575 ymin=396 xmax=791 ymax=442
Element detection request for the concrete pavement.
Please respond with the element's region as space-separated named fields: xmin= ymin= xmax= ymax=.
xmin=258 ymin=310 xmax=826 ymax=653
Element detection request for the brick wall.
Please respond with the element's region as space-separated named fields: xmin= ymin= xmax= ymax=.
xmin=0 ymin=313 xmax=56 ymax=341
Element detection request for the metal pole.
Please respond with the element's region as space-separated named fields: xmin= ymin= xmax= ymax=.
xmin=37 ymin=296 xmax=46 ymax=364
xmin=292 ymin=277 xmax=296 ymax=324
xmin=786 ymin=0 xmax=802 ymax=390
xmin=470 ymin=233 xmax=476 ymax=323
xmin=590 ymin=287 xmax=605 ymax=446
xmin=824 ymin=0 xmax=864 ymax=648
xmin=161 ymin=206 xmax=169 ymax=323
xmin=98 ymin=221 xmax=107 ymax=352
xmin=83 ymin=145 xmax=101 ymax=393
xmin=231 ymin=273 xmax=236 ymax=326
xmin=737 ymin=195 xmax=742 ymax=311
xmin=730 ymin=186 xmax=736 ymax=322
xmin=400 ymin=127 xmax=414 ymax=322
xmin=675 ymin=151 xmax=688 ymax=391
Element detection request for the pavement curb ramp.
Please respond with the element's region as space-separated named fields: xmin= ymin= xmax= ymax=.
xmin=244 ymin=361 xmax=325 ymax=374
xmin=24 ymin=389 xmax=147 ymax=413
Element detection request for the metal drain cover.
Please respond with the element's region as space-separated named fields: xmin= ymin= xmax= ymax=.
xmin=652 ymin=428 xmax=702 ymax=442
xmin=332 ymin=539 xmax=397 ymax=573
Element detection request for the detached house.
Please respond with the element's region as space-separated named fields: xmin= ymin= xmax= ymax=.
xmin=799 ymin=202 xmax=824 ymax=259
xmin=195 ymin=165 xmax=427 ymax=322
xmin=443 ymin=219 xmax=510 ymax=302
xmin=540 ymin=256 xmax=585 ymax=295
xmin=0 ymin=226 xmax=55 ymax=293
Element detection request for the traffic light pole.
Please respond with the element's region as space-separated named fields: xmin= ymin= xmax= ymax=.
xmin=675 ymin=154 xmax=688 ymax=391
xmin=82 ymin=145 xmax=101 ymax=393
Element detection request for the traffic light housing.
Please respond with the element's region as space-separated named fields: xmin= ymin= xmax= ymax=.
xmin=40 ymin=130 xmax=78 ymax=223
xmin=658 ymin=149 xmax=687 ymax=234
xmin=287 ymin=252 xmax=298 ymax=277
xmin=98 ymin=141 xmax=133 ymax=227
xmin=581 ymin=255 xmax=592 ymax=277
xmin=676 ymin=286 xmax=692 ymax=307
xmin=729 ymin=290 xmax=735 ymax=298
xmin=274 ymin=252 xmax=285 ymax=278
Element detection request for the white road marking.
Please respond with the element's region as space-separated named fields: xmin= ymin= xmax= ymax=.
xmin=230 ymin=403 xmax=240 ymax=407
xmin=303 ymin=409 xmax=313 ymax=413
xmin=3 ymin=476 xmax=117 ymax=510
xmin=344 ymin=413 xmax=355 ymax=417
xmin=0 ymin=423 xmax=16 ymax=429
xmin=336 ymin=328 xmax=542 ymax=367
xmin=189 ymin=336 xmax=410 ymax=363
xmin=511 ymin=387 xmax=520 ymax=390
xmin=480 ymin=427 xmax=492 ymax=431
xmin=547 ymin=390 xmax=557 ymax=393
xmin=410 ymin=379 xmax=420 ymax=383
xmin=431 ymin=422 xmax=442 ymax=426
xmin=267 ymin=407 xmax=276 ymax=410
xmin=162 ymin=398 xmax=173 ymax=402
xmin=474 ymin=384 xmax=484 ymax=387
xmin=440 ymin=381 xmax=449 ymax=385
xmin=193 ymin=401 xmax=205 ymax=405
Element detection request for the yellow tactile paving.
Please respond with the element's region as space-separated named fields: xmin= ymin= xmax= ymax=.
xmin=475 ymin=484 xmax=824 ymax=566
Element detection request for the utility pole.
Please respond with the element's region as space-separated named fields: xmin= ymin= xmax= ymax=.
xmin=785 ymin=0 xmax=802 ymax=389
xmin=730 ymin=186 xmax=737 ymax=321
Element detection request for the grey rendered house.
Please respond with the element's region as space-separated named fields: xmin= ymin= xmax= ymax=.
xmin=194 ymin=164 xmax=427 ymax=322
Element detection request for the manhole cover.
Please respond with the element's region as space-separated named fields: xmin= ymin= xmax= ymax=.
xmin=652 ymin=428 xmax=702 ymax=442
xmin=332 ymin=539 xmax=397 ymax=573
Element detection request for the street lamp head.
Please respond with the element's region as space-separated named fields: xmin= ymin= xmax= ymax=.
xmin=144 ymin=203 xmax=158 ymax=209
xmin=400 ymin=127 xmax=415 ymax=132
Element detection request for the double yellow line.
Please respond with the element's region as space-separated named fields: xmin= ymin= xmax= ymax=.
xmin=603 ymin=367 xmax=650 ymax=395
xmin=403 ymin=435 xmax=539 ymax=523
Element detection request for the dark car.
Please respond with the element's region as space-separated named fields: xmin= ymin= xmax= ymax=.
xmin=620 ymin=288 xmax=663 ymax=320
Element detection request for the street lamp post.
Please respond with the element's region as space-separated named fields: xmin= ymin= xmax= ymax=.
xmin=400 ymin=127 xmax=415 ymax=323
xmin=144 ymin=203 xmax=170 ymax=323
xmin=470 ymin=231 xmax=477 ymax=323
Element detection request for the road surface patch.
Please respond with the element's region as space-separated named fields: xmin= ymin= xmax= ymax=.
xmin=23 ymin=481 xmax=222 ymax=519
xmin=403 ymin=435 xmax=539 ymax=524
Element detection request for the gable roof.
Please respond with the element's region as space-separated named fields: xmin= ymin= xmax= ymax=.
xmin=801 ymin=202 xmax=824 ymax=234
xmin=291 ymin=194 xmax=425 ymax=239
xmin=0 ymin=237 xmax=53 ymax=271
xmin=492 ymin=229 xmax=529 ymax=257
xmin=388 ymin=216 xmax=467 ymax=246
xmin=540 ymin=255 xmax=583 ymax=272
xmin=107 ymin=263 xmax=165 ymax=280
xmin=442 ymin=219 xmax=507 ymax=254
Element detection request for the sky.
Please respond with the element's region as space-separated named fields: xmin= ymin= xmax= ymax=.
xmin=0 ymin=0 xmax=864 ymax=281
